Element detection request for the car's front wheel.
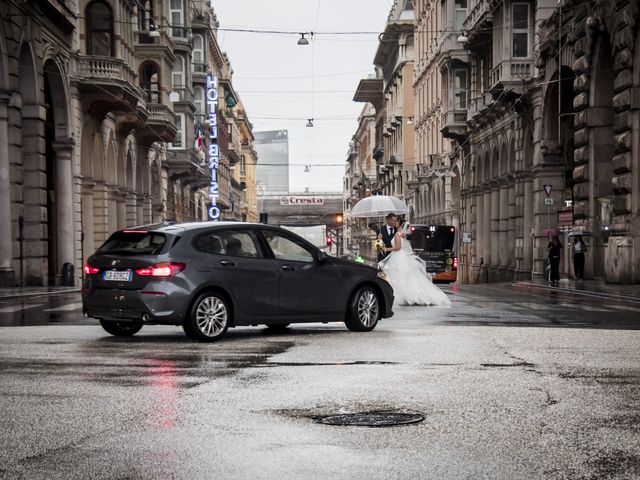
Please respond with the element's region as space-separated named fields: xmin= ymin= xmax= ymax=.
xmin=99 ymin=319 xmax=143 ymax=337
xmin=184 ymin=293 xmax=230 ymax=342
xmin=345 ymin=286 xmax=380 ymax=332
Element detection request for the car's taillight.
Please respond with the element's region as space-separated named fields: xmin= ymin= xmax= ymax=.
xmin=135 ymin=262 xmax=185 ymax=277
xmin=453 ymin=256 xmax=458 ymax=270
xmin=84 ymin=263 xmax=100 ymax=275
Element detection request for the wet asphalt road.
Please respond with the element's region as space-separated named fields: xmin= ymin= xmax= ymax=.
xmin=1 ymin=283 xmax=639 ymax=479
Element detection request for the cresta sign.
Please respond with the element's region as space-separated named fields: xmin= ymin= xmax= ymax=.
xmin=206 ymin=75 xmax=220 ymax=221
xmin=280 ymin=196 xmax=325 ymax=206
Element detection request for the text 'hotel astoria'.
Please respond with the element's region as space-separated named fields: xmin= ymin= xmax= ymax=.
xmin=345 ymin=0 xmax=640 ymax=284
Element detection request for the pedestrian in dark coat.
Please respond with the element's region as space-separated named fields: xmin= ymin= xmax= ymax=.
xmin=572 ymin=235 xmax=587 ymax=281
xmin=548 ymin=235 xmax=563 ymax=286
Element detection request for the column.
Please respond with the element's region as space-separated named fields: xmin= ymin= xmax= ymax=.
xmin=136 ymin=194 xmax=144 ymax=225
xmin=116 ymin=190 xmax=127 ymax=229
xmin=490 ymin=184 xmax=500 ymax=280
xmin=0 ymin=90 xmax=14 ymax=285
xmin=498 ymin=183 xmax=509 ymax=278
xmin=507 ymin=183 xmax=516 ymax=270
xmin=126 ymin=192 xmax=138 ymax=227
xmin=53 ymin=139 xmax=76 ymax=274
xmin=523 ymin=179 xmax=533 ymax=273
xmin=476 ymin=190 xmax=485 ymax=282
xmin=81 ymin=182 xmax=95 ymax=259
xmin=483 ymin=188 xmax=492 ymax=270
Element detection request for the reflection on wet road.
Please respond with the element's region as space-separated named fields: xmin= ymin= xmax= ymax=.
xmin=0 ymin=284 xmax=639 ymax=479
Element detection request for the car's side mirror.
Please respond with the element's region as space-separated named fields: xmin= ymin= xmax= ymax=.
xmin=316 ymin=251 xmax=327 ymax=263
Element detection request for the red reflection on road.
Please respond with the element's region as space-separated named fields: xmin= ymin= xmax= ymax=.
xmin=150 ymin=360 xmax=177 ymax=429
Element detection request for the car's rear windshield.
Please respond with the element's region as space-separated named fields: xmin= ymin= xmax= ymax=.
xmin=97 ymin=231 xmax=168 ymax=255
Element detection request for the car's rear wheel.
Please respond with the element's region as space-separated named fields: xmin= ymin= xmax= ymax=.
xmin=99 ymin=319 xmax=143 ymax=337
xmin=345 ymin=286 xmax=380 ymax=332
xmin=184 ymin=293 xmax=230 ymax=342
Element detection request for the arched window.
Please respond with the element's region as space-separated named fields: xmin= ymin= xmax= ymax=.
xmin=192 ymin=34 xmax=204 ymax=70
xmin=86 ymin=0 xmax=114 ymax=56
xmin=140 ymin=62 xmax=161 ymax=103
xmin=171 ymin=55 xmax=185 ymax=88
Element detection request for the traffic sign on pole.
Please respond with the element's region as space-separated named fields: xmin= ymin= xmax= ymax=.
xmin=543 ymin=184 xmax=552 ymax=197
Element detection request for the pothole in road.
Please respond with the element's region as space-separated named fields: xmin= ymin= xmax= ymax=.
xmin=315 ymin=411 xmax=425 ymax=427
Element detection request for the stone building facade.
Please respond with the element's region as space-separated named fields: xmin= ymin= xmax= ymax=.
xmin=536 ymin=0 xmax=640 ymax=283
xmin=0 ymin=0 xmax=256 ymax=287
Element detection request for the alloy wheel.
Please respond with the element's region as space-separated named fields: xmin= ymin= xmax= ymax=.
xmin=357 ymin=291 xmax=379 ymax=328
xmin=195 ymin=296 xmax=228 ymax=337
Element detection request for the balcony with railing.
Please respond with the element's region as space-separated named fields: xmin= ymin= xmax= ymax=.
xmin=441 ymin=110 xmax=468 ymax=140
xmin=138 ymin=104 xmax=178 ymax=144
xmin=463 ymin=0 xmax=493 ymax=37
xmin=490 ymin=60 xmax=532 ymax=93
xmin=75 ymin=55 xmax=145 ymax=113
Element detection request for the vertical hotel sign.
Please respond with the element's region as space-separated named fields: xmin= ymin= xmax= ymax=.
xmin=206 ymin=75 xmax=220 ymax=221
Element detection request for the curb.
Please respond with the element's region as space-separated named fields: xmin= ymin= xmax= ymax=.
xmin=0 ymin=288 xmax=82 ymax=301
xmin=515 ymin=282 xmax=640 ymax=304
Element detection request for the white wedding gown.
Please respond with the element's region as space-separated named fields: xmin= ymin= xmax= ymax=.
xmin=379 ymin=232 xmax=452 ymax=307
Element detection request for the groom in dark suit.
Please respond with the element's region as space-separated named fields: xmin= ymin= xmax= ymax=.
xmin=378 ymin=213 xmax=398 ymax=263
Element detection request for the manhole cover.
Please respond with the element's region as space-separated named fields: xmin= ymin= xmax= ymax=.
xmin=315 ymin=411 xmax=424 ymax=427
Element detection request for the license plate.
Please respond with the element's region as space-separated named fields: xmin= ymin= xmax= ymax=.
xmin=103 ymin=270 xmax=132 ymax=282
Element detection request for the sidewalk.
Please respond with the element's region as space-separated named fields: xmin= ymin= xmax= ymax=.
xmin=517 ymin=279 xmax=640 ymax=301
xmin=0 ymin=286 xmax=81 ymax=301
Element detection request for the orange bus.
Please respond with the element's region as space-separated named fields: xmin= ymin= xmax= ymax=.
xmin=409 ymin=225 xmax=458 ymax=282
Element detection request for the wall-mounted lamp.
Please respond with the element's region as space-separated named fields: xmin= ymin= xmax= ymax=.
xmin=457 ymin=31 xmax=469 ymax=44
xmin=306 ymin=118 xmax=314 ymax=127
xmin=149 ymin=22 xmax=161 ymax=38
xmin=406 ymin=116 xmax=414 ymax=125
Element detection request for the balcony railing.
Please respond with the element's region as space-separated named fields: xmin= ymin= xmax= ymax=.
xmin=192 ymin=62 xmax=207 ymax=73
xmin=171 ymin=87 xmax=194 ymax=103
xmin=147 ymin=104 xmax=177 ymax=125
xmin=491 ymin=60 xmax=532 ymax=89
xmin=463 ymin=0 xmax=492 ymax=34
xmin=77 ymin=56 xmax=137 ymax=85
xmin=442 ymin=110 xmax=467 ymax=126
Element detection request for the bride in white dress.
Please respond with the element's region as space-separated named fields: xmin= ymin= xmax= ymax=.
xmin=379 ymin=218 xmax=451 ymax=307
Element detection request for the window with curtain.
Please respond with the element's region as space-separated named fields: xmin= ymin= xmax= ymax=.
xmin=194 ymin=86 xmax=205 ymax=121
xmin=140 ymin=62 xmax=161 ymax=103
xmin=512 ymin=3 xmax=530 ymax=58
xmin=170 ymin=0 xmax=185 ymax=37
xmin=171 ymin=55 xmax=185 ymax=88
xmin=454 ymin=69 xmax=468 ymax=110
xmin=170 ymin=113 xmax=184 ymax=149
xmin=192 ymin=34 xmax=204 ymax=69
xmin=86 ymin=0 xmax=114 ymax=56
xmin=455 ymin=0 xmax=468 ymax=32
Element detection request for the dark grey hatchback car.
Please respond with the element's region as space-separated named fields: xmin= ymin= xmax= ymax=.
xmin=83 ymin=222 xmax=394 ymax=341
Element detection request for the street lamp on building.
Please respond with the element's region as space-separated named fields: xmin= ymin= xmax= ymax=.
xmin=457 ymin=31 xmax=469 ymax=44
xmin=297 ymin=33 xmax=311 ymax=45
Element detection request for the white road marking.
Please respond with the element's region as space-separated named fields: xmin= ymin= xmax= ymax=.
xmin=518 ymin=302 xmax=549 ymax=310
xmin=559 ymin=303 xmax=609 ymax=312
xmin=43 ymin=302 xmax=83 ymax=313
xmin=0 ymin=304 xmax=45 ymax=313
xmin=604 ymin=304 xmax=640 ymax=313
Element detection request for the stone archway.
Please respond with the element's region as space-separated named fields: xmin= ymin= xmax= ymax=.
xmin=43 ymin=58 xmax=73 ymax=285
xmin=589 ymin=33 xmax=615 ymax=279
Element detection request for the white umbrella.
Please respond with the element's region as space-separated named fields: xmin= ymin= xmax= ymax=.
xmin=350 ymin=195 xmax=409 ymax=218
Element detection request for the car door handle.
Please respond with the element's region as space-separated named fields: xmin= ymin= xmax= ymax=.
xmin=220 ymin=260 xmax=236 ymax=267
xmin=281 ymin=265 xmax=295 ymax=271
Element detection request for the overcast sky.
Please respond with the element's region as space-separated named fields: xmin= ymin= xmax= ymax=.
xmin=214 ymin=0 xmax=391 ymax=193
